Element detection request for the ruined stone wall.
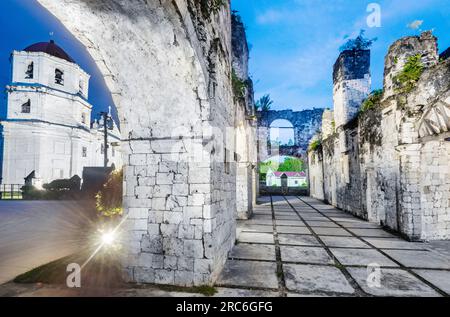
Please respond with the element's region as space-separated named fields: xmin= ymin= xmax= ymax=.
xmin=37 ymin=0 xmax=240 ymax=285
xmin=310 ymin=32 xmax=450 ymax=241
xmin=232 ymin=12 xmax=257 ymax=219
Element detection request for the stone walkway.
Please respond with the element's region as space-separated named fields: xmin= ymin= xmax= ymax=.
xmin=2 ymin=196 xmax=450 ymax=297
xmin=216 ymin=196 xmax=450 ymax=297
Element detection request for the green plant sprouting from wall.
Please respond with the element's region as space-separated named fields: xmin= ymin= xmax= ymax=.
xmin=309 ymin=139 xmax=322 ymax=152
xmin=232 ymin=69 xmax=247 ymax=100
xmin=361 ymin=89 xmax=383 ymax=113
xmin=393 ymin=54 xmax=424 ymax=94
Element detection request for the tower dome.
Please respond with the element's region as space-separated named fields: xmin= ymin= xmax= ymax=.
xmin=24 ymin=40 xmax=75 ymax=63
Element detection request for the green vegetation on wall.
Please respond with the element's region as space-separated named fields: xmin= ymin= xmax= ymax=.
xmin=361 ymin=89 xmax=383 ymax=113
xmin=393 ymin=54 xmax=424 ymax=94
xmin=232 ymin=69 xmax=247 ymax=100
xmin=309 ymin=139 xmax=322 ymax=152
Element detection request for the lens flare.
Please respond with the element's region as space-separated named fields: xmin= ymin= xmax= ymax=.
xmin=101 ymin=231 xmax=115 ymax=245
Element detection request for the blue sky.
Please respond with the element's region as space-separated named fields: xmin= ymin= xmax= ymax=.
xmin=232 ymin=0 xmax=450 ymax=110
xmin=0 ymin=0 xmax=449 ymax=117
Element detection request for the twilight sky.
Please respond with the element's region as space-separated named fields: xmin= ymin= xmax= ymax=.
xmin=0 ymin=0 xmax=449 ymax=116
xmin=232 ymin=0 xmax=450 ymax=110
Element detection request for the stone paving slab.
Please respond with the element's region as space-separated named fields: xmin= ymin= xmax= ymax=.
xmin=348 ymin=228 xmax=397 ymax=238
xmin=241 ymin=224 xmax=274 ymax=233
xmin=383 ymin=249 xmax=450 ymax=269
xmin=305 ymin=221 xmax=340 ymax=228
xmin=229 ymin=243 xmax=276 ymax=261
xmin=300 ymin=216 xmax=328 ymax=221
xmin=347 ymin=268 xmax=441 ymax=297
xmin=278 ymin=234 xmax=321 ymax=246
xmin=412 ymin=269 xmax=450 ymax=295
xmin=320 ymin=236 xmax=371 ymax=248
xmin=283 ymin=264 xmax=354 ymax=295
xmin=215 ymin=288 xmax=279 ymax=297
xmin=252 ymin=214 xmax=273 ymax=220
xmin=362 ymin=238 xmax=429 ymax=250
xmin=245 ymin=219 xmax=273 ymax=226
xmin=330 ymin=248 xmax=399 ymax=267
xmin=280 ymin=246 xmax=334 ymax=264
xmin=277 ymin=226 xmax=311 ymax=235
xmin=276 ymin=220 xmax=306 ymax=226
xmin=237 ymin=232 xmax=275 ymax=244
xmin=275 ymin=215 xmax=300 ymax=220
xmin=217 ymin=260 xmax=278 ymax=289
xmin=336 ymin=222 xmax=383 ymax=229
xmin=312 ymin=227 xmax=352 ymax=237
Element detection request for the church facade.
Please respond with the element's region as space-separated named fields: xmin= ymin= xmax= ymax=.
xmin=0 ymin=40 xmax=122 ymax=187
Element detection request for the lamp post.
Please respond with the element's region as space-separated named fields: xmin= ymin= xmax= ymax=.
xmin=99 ymin=110 xmax=113 ymax=168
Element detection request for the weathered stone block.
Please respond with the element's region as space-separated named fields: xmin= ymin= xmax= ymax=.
xmin=141 ymin=235 xmax=163 ymax=253
xmin=184 ymin=239 xmax=204 ymax=258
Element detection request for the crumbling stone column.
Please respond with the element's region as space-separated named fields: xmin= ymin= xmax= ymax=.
xmin=333 ymin=49 xmax=371 ymax=130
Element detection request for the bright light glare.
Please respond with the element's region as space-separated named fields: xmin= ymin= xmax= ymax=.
xmin=101 ymin=231 xmax=115 ymax=245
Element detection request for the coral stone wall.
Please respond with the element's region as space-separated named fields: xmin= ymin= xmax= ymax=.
xmin=310 ymin=32 xmax=450 ymax=241
xmin=232 ymin=13 xmax=257 ymax=220
xmin=37 ymin=0 xmax=242 ymax=285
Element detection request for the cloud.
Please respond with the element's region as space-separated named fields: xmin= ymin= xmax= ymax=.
xmin=256 ymin=9 xmax=284 ymax=25
xmin=407 ymin=20 xmax=424 ymax=30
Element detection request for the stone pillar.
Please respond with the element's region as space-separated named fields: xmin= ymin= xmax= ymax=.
xmin=333 ymin=49 xmax=371 ymax=130
xmin=321 ymin=109 xmax=335 ymax=139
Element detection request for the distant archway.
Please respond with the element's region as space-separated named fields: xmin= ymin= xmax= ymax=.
xmin=257 ymin=109 xmax=324 ymax=162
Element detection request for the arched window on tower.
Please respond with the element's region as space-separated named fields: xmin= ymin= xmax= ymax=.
xmin=79 ymin=80 xmax=84 ymax=95
xmin=25 ymin=62 xmax=34 ymax=79
xmin=21 ymin=99 xmax=31 ymax=113
xmin=55 ymin=68 xmax=64 ymax=85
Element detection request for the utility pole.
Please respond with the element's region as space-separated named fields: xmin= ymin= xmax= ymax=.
xmin=99 ymin=111 xmax=111 ymax=168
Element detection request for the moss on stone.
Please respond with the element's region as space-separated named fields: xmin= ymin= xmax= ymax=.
xmin=360 ymin=89 xmax=383 ymax=113
xmin=393 ymin=54 xmax=424 ymax=94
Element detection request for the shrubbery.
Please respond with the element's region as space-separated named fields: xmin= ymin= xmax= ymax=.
xmin=96 ymin=169 xmax=123 ymax=218
xmin=361 ymin=89 xmax=383 ymax=113
xmin=393 ymin=54 xmax=424 ymax=93
xmin=21 ymin=176 xmax=81 ymax=200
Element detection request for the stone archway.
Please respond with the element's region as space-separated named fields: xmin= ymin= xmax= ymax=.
xmin=37 ymin=0 xmax=238 ymax=286
xmin=257 ymin=109 xmax=324 ymax=161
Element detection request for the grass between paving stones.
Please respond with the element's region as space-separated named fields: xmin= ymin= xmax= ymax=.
xmin=156 ymin=285 xmax=218 ymax=297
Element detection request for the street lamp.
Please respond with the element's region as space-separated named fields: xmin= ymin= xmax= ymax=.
xmin=99 ymin=109 xmax=114 ymax=168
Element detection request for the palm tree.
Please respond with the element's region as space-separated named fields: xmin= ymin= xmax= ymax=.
xmin=255 ymin=94 xmax=273 ymax=112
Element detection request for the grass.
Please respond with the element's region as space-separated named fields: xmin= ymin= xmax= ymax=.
xmin=14 ymin=252 xmax=218 ymax=296
xmin=0 ymin=192 xmax=23 ymax=200
xmin=14 ymin=250 xmax=124 ymax=289
xmin=14 ymin=255 xmax=76 ymax=284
